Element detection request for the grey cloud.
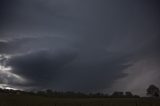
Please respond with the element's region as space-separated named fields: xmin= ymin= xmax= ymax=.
xmin=0 ymin=36 xmax=76 ymax=54
xmin=109 ymin=57 xmax=160 ymax=96
xmin=7 ymin=49 xmax=77 ymax=88
xmin=0 ymin=70 xmax=26 ymax=87
xmin=0 ymin=0 xmax=160 ymax=95
xmin=6 ymin=50 xmax=131 ymax=91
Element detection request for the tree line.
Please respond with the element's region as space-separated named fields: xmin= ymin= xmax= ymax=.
xmin=0 ymin=88 xmax=139 ymax=98
xmin=0 ymin=84 xmax=159 ymax=98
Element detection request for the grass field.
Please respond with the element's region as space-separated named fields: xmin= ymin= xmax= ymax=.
xmin=1 ymin=95 xmax=160 ymax=106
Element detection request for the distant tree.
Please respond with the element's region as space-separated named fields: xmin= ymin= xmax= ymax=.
xmin=147 ymin=85 xmax=160 ymax=97
xmin=125 ymin=92 xmax=133 ymax=97
xmin=94 ymin=93 xmax=104 ymax=97
xmin=111 ymin=91 xmax=124 ymax=97
xmin=133 ymin=95 xmax=140 ymax=98
xmin=37 ymin=91 xmax=45 ymax=96
xmin=46 ymin=89 xmax=53 ymax=94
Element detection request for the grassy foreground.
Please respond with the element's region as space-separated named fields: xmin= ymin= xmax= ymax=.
xmin=1 ymin=95 xmax=160 ymax=106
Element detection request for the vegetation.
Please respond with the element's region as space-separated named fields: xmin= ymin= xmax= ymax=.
xmin=146 ymin=85 xmax=160 ymax=97
xmin=0 ymin=84 xmax=160 ymax=106
xmin=0 ymin=88 xmax=140 ymax=98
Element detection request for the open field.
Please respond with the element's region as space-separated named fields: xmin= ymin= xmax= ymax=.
xmin=1 ymin=96 xmax=160 ymax=106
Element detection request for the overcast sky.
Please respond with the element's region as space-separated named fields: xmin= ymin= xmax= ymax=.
xmin=0 ymin=0 xmax=160 ymax=96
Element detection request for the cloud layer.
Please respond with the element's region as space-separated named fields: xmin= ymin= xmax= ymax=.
xmin=0 ymin=0 xmax=160 ymax=95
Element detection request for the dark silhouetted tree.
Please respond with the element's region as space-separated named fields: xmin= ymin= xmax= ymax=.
xmin=37 ymin=91 xmax=45 ymax=96
xmin=147 ymin=85 xmax=160 ymax=97
xmin=111 ymin=91 xmax=124 ymax=97
xmin=125 ymin=92 xmax=133 ymax=97
xmin=46 ymin=89 xmax=53 ymax=94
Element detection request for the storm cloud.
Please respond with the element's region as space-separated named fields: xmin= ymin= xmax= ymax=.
xmin=7 ymin=49 xmax=77 ymax=88
xmin=0 ymin=0 xmax=160 ymax=95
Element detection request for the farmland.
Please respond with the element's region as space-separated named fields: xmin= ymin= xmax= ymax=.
xmin=1 ymin=95 xmax=160 ymax=106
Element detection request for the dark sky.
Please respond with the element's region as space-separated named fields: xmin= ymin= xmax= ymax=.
xmin=0 ymin=0 xmax=160 ymax=96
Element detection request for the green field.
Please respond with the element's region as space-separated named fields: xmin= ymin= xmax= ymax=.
xmin=1 ymin=95 xmax=160 ymax=106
